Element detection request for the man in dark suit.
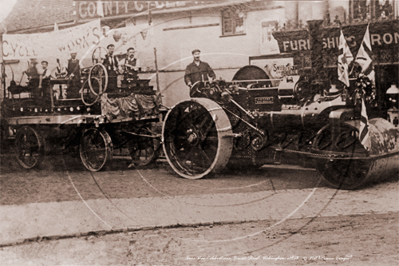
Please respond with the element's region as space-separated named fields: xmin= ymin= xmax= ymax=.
xmin=184 ymin=49 xmax=216 ymax=87
xmin=119 ymin=47 xmax=140 ymax=80
xmin=40 ymin=61 xmax=52 ymax=100
xmin=67 ymin=51 xmax=81 ymax=98
xmin=102 ymin=44 xmax=119 ymax=87
xmin=103 ymin=44 xmax=119 ymax=76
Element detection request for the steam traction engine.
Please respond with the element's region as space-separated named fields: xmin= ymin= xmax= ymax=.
xmin=162 ymin=64 xmax=399 ymax=189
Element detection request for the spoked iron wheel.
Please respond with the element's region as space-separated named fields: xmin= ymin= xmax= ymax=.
xmin=163 ymin=98 xmax=233 ymax=179
xmin=88 ymin=63 xmax=108 ymax=96
xmin=14 ymin=126 xmax=45 ymax=169
xmin=81 ymin=79 xmax=100 ymax=106
xmin=80 ymin=128 xmax=113 ymax=171
xmin=128 ymin=126 xmax=160 ymax=166
xmin=312 ymin=123 xmax=370 ymax=189
xmin=92 ymin=47 xmax=108 ymax=65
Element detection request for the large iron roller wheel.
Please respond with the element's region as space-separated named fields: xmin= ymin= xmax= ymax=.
xmin=312 ymin=123 xmax=370 ymax=190
xmin=162 ymin=98 xmax=233 ymax=179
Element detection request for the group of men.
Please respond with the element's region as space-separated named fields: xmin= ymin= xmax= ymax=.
xmin=23 ymin=43 xmax=215 ymax=100
xmin=23 ymin=44 xmax=141 ymax=99
xmin=101 ymin=45 xmax=216 ymax=90
xmin=102 ymin=44 xmax=141 ymax=77
xmin=22 ymin=51 xmax=82 ymax=99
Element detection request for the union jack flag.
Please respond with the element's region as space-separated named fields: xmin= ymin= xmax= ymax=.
xmin=355 ymin=25 xmax=373 ymax=152
xmin=337 ymin=29 xmax=353 ymax=87
xmin=355 ymin=24 xmax=375 ymax=85
xmin=359 ymin=98 xmax=371 ymax=151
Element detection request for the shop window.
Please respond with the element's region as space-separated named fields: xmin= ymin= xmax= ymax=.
xmin=221 ymin=9 xmax=245 ymax=36
xmin=350 ymin=0 xmax=396 ymax=21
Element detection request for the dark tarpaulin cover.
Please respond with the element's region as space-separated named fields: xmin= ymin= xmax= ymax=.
xmin=101 ymin=93 xmax=159 ymax=120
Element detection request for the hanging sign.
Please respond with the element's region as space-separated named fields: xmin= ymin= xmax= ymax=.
xmin=2 ymin=20 xmax=102 ymax=60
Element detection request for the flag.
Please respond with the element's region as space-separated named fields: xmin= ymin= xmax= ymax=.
xmin=97 ymin=0 xmax=104 ymax=17
xmin=337 ymin=29 xmax=353 ymax=87
xmin=355 ymin=24 xmax=374 ymax=84
xmin=359 ymin=98 xmax=371 ymax=151
xmin=141 ymin=30 xmax=148 ymax=40
xmin=54 ymin=22 xmax=59 ymax=31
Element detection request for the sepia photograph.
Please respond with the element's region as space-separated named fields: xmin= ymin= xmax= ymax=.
xmin=0 ymin=0 xmax=398 ymax=265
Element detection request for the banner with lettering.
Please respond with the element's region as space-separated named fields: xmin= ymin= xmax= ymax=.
xmin=272 ymin=20 xmax=399 ymax=55
xmin=2 ymin=20 xmax=102 ymax=61
xmin=75 ymin=1 xmax=222 ymax=20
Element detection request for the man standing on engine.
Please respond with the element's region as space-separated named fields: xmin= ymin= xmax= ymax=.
xmin=184 ymin=49 xmax=216 ymax=87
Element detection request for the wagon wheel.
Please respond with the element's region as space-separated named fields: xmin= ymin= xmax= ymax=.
xmin=81 ymin=79 xmax=101 ymax=106
xmin=128 ymin=126 xmax=160 ymax=166
xmin=88 ymin=63 xmax=108 ymax=96
xmin=163 ymin=98 xmax=233 ymax=179
xmin=14 ymin=126 xmax=45 ymax=169
xmin=80 ymin=128 xmax=113 ymax=171
xmin=312 ymin=123 xmax=370 ymax=189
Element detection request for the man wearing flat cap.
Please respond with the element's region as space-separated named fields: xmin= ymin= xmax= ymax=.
xmin=184 ymin=49 xmax=216 ymax=88
xmin=67 ymin=51 xmax=81 ymax=98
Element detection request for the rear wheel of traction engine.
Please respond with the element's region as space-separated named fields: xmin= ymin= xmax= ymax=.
xmin=80 ymin=128 xmax=113 ymax=171
xmin=128 ymin=125 xmax=160 ymax=166
xmin=163 ymin=98 xmax=233 ymax=179
xmin=14 ymin=126 xmax=45 ymax=169
xmin=312 ymin=123 xmax=370 ymax=189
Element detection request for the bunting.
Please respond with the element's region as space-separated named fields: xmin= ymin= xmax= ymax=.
xmin=337 ymin=29 xmax=353 ymax=87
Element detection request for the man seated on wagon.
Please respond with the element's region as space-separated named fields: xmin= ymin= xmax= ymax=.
xmin=119 ymin=47 xmax=141 ymax=80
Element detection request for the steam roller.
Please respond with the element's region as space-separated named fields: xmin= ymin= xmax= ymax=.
xmin=162 ymin=64 xmax=399 ymax=189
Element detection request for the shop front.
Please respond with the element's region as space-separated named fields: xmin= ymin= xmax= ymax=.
xmin=260 ymin=19 xmax=399 ymax=111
